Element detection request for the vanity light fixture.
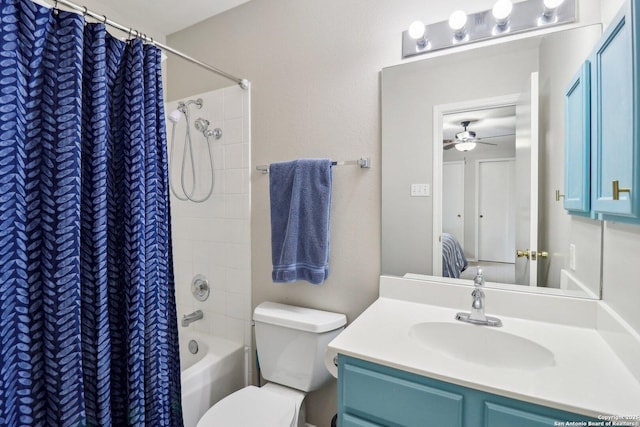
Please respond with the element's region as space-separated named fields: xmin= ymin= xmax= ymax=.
xmin=401 ymin=0 xmax=575 ymax=59
xmin=408 ymin=20 xmax=429 ymax=50
xmin=449 ymin=10 xmax=468 ymax=42
xmin=492 ymin=0 xmax=513 ymax=30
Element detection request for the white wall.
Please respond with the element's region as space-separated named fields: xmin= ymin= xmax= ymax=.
xmin=602 ymin=221 xmax=640 ymax=333
xmin=164 ymin=0 xmax=625 ymax=424
xmin=601 ymin=0 xmax=627 ymax=27
xmin=167 ymin=86 xmax=253 ymax=378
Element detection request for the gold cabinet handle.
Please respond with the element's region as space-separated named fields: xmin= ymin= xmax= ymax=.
xmin=555 ymin=190 xmax=565 ymax=202
xmin=613 ymin=180 xmax=631 ymax=201
xmin=516 ymin=249 xmax=530 ymax=259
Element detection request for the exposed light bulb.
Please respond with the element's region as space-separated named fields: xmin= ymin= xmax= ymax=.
xmin=543 ymin=0 xmax=565 ymax=8
xmin=448 ymin=10 xmax=467 ymax=31
xmin=542 ymin=0 xmax=565 ymax=20
xmin=408 ymin=20 xmax=426 ymax=39
xmin=492 ymin=0 xmax=513 ymax=24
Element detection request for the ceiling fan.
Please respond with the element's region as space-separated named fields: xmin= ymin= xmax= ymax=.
xmin=443 ymin=120 xmax=513 ymax=151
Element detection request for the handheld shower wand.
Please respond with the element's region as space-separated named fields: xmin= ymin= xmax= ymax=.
xmin=168 ymin=99 xmax=222 ymax=203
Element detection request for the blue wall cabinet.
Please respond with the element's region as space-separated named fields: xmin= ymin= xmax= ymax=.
xmin=564 ymin=61 xmax=592 ymax=215
xmin=338 ymin=355 xmax=596 ymax=427
xmin=590 ymin=0 xmax=640 ymax=223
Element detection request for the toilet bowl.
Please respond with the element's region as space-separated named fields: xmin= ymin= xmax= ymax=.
xmin=197 ymin=383 xmax=305 ymax=427
xmin=196 ymin=302 xmax=346 ymax=427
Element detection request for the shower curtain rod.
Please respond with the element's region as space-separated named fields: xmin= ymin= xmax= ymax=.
xmin=51 ymin=0 xmax=249 ymax=89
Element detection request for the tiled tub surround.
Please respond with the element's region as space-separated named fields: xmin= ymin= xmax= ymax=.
xmin=166 ymin=85 xmax=252 ymax=378
xmin=329 ymin=276 xmax=640 ymax=418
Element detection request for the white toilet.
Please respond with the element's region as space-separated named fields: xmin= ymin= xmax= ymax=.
xmin=197 ymin=301 xmax=347 ymax=427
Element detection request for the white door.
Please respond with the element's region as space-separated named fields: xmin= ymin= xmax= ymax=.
xmin=515 ymin=72 xmax=539 ymax=286
xmin=442 ymin=161 xmax=465 ymax=248
xmin=478 ymin=160 xmax=515 ymax=263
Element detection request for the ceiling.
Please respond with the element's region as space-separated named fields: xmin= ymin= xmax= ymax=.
xmin=443 ymin=106 xmax=516 ymax=141
xmin=443 ymin=105 xmax=516 ymax=154
xmin=45 ymin=0 xmax=251 ymax=39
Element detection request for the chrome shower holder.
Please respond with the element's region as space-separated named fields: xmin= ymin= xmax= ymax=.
xmin=194 ymin=117 xmax=222 ymax=140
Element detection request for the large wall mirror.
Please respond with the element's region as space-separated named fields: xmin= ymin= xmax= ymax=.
xmin=381 ymin=24 xmax=604 ymax=299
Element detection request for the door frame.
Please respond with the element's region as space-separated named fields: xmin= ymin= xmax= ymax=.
xmin=433 ymin=94 xmax=520 ymax=278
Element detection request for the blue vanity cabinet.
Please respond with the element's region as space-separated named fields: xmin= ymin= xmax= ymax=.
xmin=563 ymin=62 xmax=591 ymax=215
xmin=590 ymin=0 xmax=640 ymax=223
xmin=338 ymin=355 xmax=596 ymax=427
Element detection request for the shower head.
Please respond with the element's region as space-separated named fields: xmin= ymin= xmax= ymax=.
xmin=168 ymin=110 xmax=181 ymax=123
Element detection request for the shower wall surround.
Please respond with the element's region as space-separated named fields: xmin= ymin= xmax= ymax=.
xmin=166 ymin=85 xmax=252 ymax=377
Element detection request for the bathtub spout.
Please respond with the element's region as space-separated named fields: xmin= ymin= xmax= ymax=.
xmin=182 ymin=310 xmax=204 ymax=327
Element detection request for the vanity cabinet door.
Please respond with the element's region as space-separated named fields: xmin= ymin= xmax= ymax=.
xmin=590 ymin=0 xmax=640 ymax=223
xmin=484 ymin=402 xmax=566 ymax=427
xmin=342 ymin=414 xmax=384 ymax=427
xmin=339 ymin=359 xmax=463 ymax=427
xmin=564 ymin=62 xmax=591 ymax=215
xmin=338 ymin=356 xmax=597 ymax=427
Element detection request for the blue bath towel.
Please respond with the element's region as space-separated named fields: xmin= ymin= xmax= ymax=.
xmin=269 ymin=159 xmax=333 ymax=285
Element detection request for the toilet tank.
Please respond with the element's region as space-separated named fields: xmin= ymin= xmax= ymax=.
xmin=253 ymin=302 xmax=347 ymax=392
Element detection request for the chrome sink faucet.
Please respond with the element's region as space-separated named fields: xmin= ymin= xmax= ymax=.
xmin=456 ymin=269 xmax=502 ymax=327
xmin=182 ymin=310 xmax=204 ymax=327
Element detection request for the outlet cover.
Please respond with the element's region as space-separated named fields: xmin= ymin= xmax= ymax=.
xmin=569 ymin=243 xmax=576 ymax=271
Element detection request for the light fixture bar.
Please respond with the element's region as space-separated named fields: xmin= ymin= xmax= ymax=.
xmin=402 ymin=0 xmax=575 ymax=59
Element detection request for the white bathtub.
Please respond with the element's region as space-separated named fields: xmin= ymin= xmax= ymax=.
xmin=179 ymin=330 xmax=245 ymax=427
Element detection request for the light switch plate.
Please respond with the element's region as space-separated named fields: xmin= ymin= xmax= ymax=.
xmin=411 ymin=183 xmax=430 ymax=197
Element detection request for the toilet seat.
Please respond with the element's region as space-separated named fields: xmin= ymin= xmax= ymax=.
xmin=197 ymin=385 xmax=297 ymax=427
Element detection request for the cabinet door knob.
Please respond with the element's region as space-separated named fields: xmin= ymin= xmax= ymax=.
xmin=613 ymin=180 xmax=631 ymax=201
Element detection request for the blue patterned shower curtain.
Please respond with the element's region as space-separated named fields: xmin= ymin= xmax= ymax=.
xmin=0 ymin=1 xmax=182 ymax=426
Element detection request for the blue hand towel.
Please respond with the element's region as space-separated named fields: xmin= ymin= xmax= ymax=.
xmin=269 ymin=159 xmax=333 ymax=285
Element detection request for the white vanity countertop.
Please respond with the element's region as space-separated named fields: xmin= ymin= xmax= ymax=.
xmin=328 ymin=296 xmax=640 ymax=418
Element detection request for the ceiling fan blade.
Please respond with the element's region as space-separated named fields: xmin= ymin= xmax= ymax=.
xmin=443 ymin=144 xmax=457 ymax=150
xmin=476 ymin=141 xmax=498 ymax=146
xmin=476 ymin=133 xmax=515 ymax=140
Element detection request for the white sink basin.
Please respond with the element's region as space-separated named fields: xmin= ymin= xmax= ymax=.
xmin=408 ymin=322 xmax=555 ymax=370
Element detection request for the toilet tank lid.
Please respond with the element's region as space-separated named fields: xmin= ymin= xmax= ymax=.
xmin=253 ymin=302 xmax=347 ymax=333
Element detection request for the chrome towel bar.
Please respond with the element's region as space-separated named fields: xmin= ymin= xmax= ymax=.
xmin=255 ymin=157 xmax=371 ymax=174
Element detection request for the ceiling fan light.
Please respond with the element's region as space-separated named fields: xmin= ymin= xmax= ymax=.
xmin=455 ymin=141 xmax=477 ymax=152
